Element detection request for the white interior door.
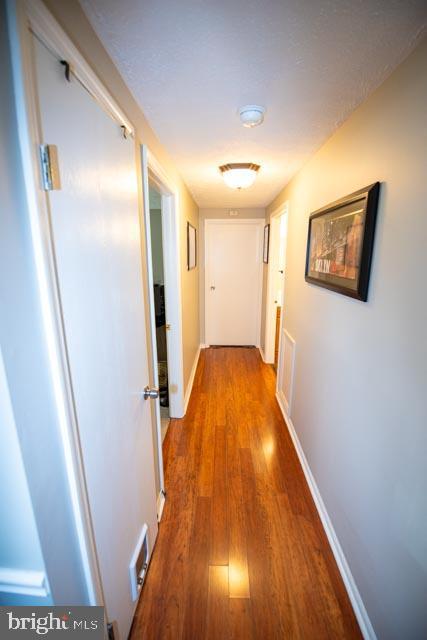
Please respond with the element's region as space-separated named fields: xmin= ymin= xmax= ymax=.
xmin=205 ymin=220 xmax=263 ymax=346
xmin=265 ymin=212 xmax=288 ymax=362
xmin=34 ymin=37 xmax=158 ymax=639
xmin=273 ymin=214 xmax=287 ymax=307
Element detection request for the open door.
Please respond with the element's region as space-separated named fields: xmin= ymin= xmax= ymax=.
xmin=31 ymin=30 xmax=158 ymax=639
xmin=264 ymin=207 xmax=288 ymax=366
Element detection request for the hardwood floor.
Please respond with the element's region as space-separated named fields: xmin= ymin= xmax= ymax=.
xmin=130 ymin=347 xmax=362 ymax=639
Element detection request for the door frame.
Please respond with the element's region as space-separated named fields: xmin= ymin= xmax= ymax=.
xmin=6 ymin=0 xmax=138 ymax=612
xmin=141 ymin=147 xmax=185 ymax=420
xmin=141 ymin=147 xmax=185 ymax=519
xmin=263 ymin=203 xmax=288 ymax=363
xmin=204 ymin=218 xmax=264 ymax=347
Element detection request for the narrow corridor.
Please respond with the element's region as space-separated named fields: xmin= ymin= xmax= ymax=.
xmin=130 ymin=347 xmax=361 ymax=639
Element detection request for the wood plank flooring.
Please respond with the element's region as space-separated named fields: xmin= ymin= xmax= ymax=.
xmin=130 ymin=347 xmax=362 ymax=639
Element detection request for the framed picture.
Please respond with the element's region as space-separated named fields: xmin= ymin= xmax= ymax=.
xmin=187 ymin=222 xmax=197 ymax=270
xmin=263 ymin=224 xmax=270 ymax=263
xmin=305 ymin=182 xmax=380 ymax=301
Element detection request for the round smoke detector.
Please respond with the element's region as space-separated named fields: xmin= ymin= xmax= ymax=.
xmin=239 ymin=105 xmax=265 ymax=128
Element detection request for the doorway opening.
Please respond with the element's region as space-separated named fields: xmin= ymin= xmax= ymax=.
xmin=264 ymin=204 xmax=288 ymax=370
xmin=148 ymin=184 xmax=170 ymax=443
xmin=141 ymin=145 xmax=186 ymax=521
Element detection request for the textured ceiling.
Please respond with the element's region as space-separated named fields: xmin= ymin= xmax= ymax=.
xmin=80 ymin=0 xmax=426 ymax=207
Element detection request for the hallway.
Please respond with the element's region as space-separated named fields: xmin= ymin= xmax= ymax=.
xmin=130 ymin=347 xmax=361 ymax=639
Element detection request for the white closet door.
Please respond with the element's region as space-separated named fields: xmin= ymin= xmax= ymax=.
xmin=34 ymin=37 xmax=158 ymax=639
xmin=205 ymin=220 xmax=263 ymax=346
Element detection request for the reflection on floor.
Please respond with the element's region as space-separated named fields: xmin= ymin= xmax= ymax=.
xmin=160 ymin=406 xmax=170 ymax=443
xmin=130 ymin=347 xmax=361 ymax=639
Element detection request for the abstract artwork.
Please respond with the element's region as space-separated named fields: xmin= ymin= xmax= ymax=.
xmin=305 ymin=183 xmax=380 ymax=301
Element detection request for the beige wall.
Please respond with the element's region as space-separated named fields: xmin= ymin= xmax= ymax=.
xmin=199 ymin=208 xmax=265 ymax=344
xmin=181 ymin=189 xmax=200 ymax=385
xmin=42 ymin=0 xmax=200 ymax=395
xmin=263 ymin=39 xmax=427 ymax=639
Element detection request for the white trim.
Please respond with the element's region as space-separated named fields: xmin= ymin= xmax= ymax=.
xmin=264 ymin=203 xmax=288 ymax=363
xmin=6 ymin=0 xmax=104 ymax=607
xmin=204 ymin=219 xmax=264 ymax=347
xmin=145 ymin=148 xmax=185 ymax=420
xmin=183 ymin=345 xmax=202 ymax=413
xmin=141 ymin=145 xmax=186 ymax=509
xmin=268 ymin=202 xmax=289 ymax=220
xmin=275 ymin=394 xmax=377 ymax=640
xmin=21 ymin=0 xmax=133 ymax=136
xmin=141 ymin=146 xmax=166 ymax=496
xmin=258 ymin=346 xmax=267 ymax=363
xmin=0 ymin=568 xmax=50 ymax=598
xmin=156 ymin=491 xmax=166 ymax=523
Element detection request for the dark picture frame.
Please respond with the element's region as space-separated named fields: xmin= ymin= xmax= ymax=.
xmin=263 ymin=224 xmax=270 ymax=264
xmin=187 ymin=222 xmax=197 ymax=270
xmin=305 ymin=183 xmax=380 ymax=301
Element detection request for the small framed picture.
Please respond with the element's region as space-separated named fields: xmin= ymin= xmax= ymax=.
xmin=305 ymin=182 xmax=380 ymax=301
xmin=263 ymin=224 xmax=270 ymax=263
xmin=187 ymin=222 xmax=197 ymax=270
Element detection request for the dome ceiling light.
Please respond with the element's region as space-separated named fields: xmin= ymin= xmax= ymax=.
xmin=239 ymin=105 xmax=265 ymax=128
xmin=219 ymin=163 xmax=260 ymax=190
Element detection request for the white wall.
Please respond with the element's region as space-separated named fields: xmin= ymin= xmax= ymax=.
xmin=0 ymin=349 xmax=50 ymax=605
xmin=199 ymin=208 xmax=265 ymax=344
xmin=264 ymin=38 xmax=427 ymax=639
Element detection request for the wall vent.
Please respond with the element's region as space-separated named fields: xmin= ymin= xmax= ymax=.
xmin=129 ymin=524 xmax=150 ymax=601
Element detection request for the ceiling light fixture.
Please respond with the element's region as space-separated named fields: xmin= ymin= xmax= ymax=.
xmin=239 ymin=105 xmax=265 ymax=128
xmin=219 ymin=163 xmax=260 ymax=190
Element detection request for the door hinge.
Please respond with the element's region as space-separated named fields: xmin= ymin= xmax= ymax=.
xmin=39 ymin=144 xmax=61 ymax=191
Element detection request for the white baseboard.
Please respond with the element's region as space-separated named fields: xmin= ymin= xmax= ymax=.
xmin=259 ymin=345 xmax=274 ymax=364
xmin=0 ymin=568 xmax=50 ymax=598
xmin=156 ymin=490 xmax=166 ymax=522
xmin=183 ymin=344 xmax=202 ymax=414
xmin=275 ymin=392 xmax=376 ymax=640
xmin=277 ymin=388 xmax=290 ymax=417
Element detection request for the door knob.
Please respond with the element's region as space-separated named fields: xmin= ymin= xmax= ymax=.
xmin=143 ymin=386 xmax=159 ymax=400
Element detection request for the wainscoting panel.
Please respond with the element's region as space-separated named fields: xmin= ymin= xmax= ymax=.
xmin=277 ymin=329 xmax=296 ymax=417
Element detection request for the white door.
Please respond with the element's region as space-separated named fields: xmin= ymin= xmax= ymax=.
xmin=34 ymin=37 xmax=158 ymax=639
xmin=205 ymin=220 xmax=263 ymax=346
xmin=272 ymin=214 xmax=288 ymax=308
xmin=265 ymin=212 xmax=288 ymax=362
